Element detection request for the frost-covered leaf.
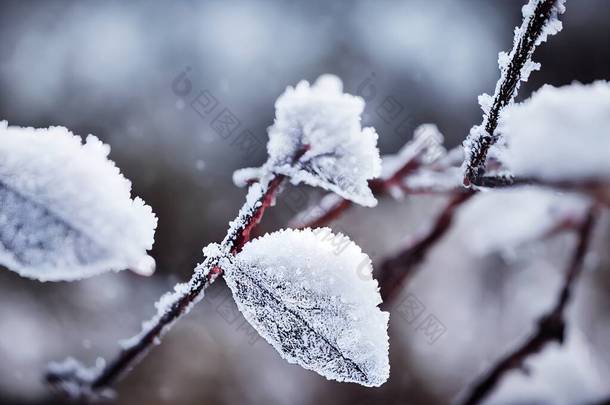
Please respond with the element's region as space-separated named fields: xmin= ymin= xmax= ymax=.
xmin=457 ymin=186 xmax=590 ymax=256
xmin=266 ymin=75 xmax=382 ymax=207
xmin=220 ymin=228 xmax=389 ymax=386
xmin=499 ymin=81 xmax=610 ymax=181
xmin=0 ymin=121 xmax=157 ymax=281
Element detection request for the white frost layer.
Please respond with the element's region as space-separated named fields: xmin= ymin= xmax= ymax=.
xmin=222 ymin=228 xmax=390 ymax=386
xmin=458 ymin=186 xmax=590 ymax=255
xmin=0 ymin=121 xmax=157 ymax=281
xmin=267 ymin=75 xmax=382 ymax=207
xmin=500 ymin=81 xmax=610 ymax=181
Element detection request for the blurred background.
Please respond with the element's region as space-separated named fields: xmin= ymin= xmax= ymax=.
xmin=1 ymin=0 xmax=609 ymax=403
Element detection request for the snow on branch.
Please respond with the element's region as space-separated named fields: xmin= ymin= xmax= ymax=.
xmin=0 ymin=121 xmax=157 ymax=281
xmin=499 ymin=81 xmax=610 ymax=182
xmin=462 ymin=0 xmax=566 ymax=185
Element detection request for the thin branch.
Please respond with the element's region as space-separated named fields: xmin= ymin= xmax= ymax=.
xmin=377 ymin=190 xmax=475 ymax=305
xmin=46 ymin=172 xmax=288 ymax=398
xmin=474 ymin=175 xmax=610 ymax=206
xmin=458 ymin=205 xmax=598 ymax=405
xmin=464 ymin=0 xmax=565 ymax=185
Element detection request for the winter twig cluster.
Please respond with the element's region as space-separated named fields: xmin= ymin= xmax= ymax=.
xmin=0 ymin=0 xmax=608 ymax=403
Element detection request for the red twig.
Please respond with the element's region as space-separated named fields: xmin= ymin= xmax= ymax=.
xmin=377 ymin=191 xmax=475 ymax=305
xmin=46 ymin=174 xmax=287 ymax=398
xmin=292 ymin=196 xmax=353 ymax=229
xmin=458 ymin=205 xmax=598 ymax=405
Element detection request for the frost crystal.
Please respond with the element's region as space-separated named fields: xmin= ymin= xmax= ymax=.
xmin=0 ymin=122 xmax=157 ymax=281
xmin=266 ymin=75 xmax=382 ymax=207
xmin=499 ymin=81 xmax=610 ymax=181
xmin=221 ymin=228 xmax=390 ymax=386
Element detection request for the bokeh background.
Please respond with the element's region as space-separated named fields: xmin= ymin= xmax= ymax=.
xmin=1 ymin=0 xmax=609 ymax=404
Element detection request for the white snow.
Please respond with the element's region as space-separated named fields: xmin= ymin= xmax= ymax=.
xmin=499 ymin=81 xmax=610 ymax=181
xmin=522 ymin=0 xmax=566 ymax=47
xmin=221 ymin=227 xmax=390 ymax=386
xmin=266 ymin=75 xmax=382 ymax=207
xmin=457 ymin=186 xmax=590 ymax=256
xmin=0 ymin=121 xmax=157 ymax=281
xmin=232 ymin=166 xmax=264 ymax=188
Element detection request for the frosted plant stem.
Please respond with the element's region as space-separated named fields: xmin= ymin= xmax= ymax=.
xmin=471 ymin=175 xmax=610 ymax=206
xmin=463 ymin=0 xmax=565 ymax=185
xmin=46 ymin=172 xmax=286 ymax=398
xmin=458 ymin=205 xmax=598 ymax=405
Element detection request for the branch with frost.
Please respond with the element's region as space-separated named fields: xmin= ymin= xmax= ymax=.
xmin=46 ymin=75 xmax=390 ymax=398
xmin=458 ymin=205 xmax=598 ymax=405
xmin=283 ymin=78 xmax=610 ymax=308
xmin=0 ymin=121 xmax=157 ymax=281
xmin=470 ymin=175 xmax=610 ymax=206
xmin=474 ymin=81 xmax=610 ymax=203
xmin=462 ymin=0 xmax=566 ymax=185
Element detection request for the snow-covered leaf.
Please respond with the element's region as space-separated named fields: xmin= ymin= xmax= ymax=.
xmin=266 ymin=75 xmax=381 ymax=207
xmin=499 ymin=81 xmax=610 ymax=181
xmin=458 ymin=186 xmax=590 ymax=256
xmin=0 ymin=121 xmax=157 ymax=281
xmin=220 ymin=228 xmax=389 ymax=386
